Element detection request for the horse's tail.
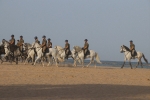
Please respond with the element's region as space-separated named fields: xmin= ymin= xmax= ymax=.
xmin=95 ymin=52 xmax=102 ymax=64
xmin=142 ymin=53 xmax=148 ymax=64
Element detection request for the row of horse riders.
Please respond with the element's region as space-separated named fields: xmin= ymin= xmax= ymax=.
xmin=7 ymin=34 xmax=90 ymax=58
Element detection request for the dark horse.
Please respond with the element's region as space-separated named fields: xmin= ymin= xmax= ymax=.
xmin=1 ymin=39 xmax=22 ymax=64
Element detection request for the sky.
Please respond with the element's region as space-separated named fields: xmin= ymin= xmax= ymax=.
xmin=0 ymin=0 xmax=150 ymax=61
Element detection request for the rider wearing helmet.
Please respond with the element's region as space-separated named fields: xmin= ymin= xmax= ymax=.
xmin=9 ymin=34 xmax=16 ymax=59
xmin=9 ymin=34 xmax=15 ymax=45
xmin=41 ymin=35 xmax=47 ymax=55
xmin=82 ymin=39 xmax=89 ymax=59
xmin=17 ymin=40 xmax=20 ymax=46
xmin=64 ymin=40 xmax=70 ymax=59
xmin=34 ymin=36 xmax=40 ymax=44
xmin=130 ymin=40 xmax=136 ymax=58
xmin=19 ymin=35 xmax=24 ymax=52
xmin=47 ymin=38 xmax=52 ymax=48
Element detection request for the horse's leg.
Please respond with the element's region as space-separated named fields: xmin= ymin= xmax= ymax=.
xmin=129 ymin=61 xmax=132 ymax=69
xmin=136 ymin=59 xmax=139 ymax=68
xmin=16 ymin=57 xmax=18 ymax=64
xmin=24 ymin=55 xmax=30 ymax=65
xmin=82 ymin=58 xmax=84 ymax=68
xmin=47 ymin=56 xmax=51 ymax=66
xmin=54 ymin=57 xmax=58 ymax=67
xmin=140 ymin=59 xmax=143 ymax=68
xmin=87 ymin=59 xmax=92 ymax=68
xmin=34 ymin=56 xmax=41 ymax=66
xmin=121 ymin=61 xmax=125 ymax=68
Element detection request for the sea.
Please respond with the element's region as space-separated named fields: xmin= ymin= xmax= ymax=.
xmin=63 ymin=59 xmax=150 ymax=69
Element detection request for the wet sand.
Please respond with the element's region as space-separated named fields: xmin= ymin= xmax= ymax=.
xmin=0 ymin=63 xmax=150 ymax=100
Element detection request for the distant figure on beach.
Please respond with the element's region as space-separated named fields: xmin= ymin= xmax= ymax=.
xmin=18 ymin=35 xmax=24 ymax=53
xmin=64 ymin=40 xmax=70 ymax=59
xmin=34 ymin=36 xmax=40 ymax=44
xmin=82 ymin=39 xmax=89 ymax=59
xmin=47 ymin=38 xmax=52 ymax=48
xmin=130 ymin=40 xmax=137 ymax=59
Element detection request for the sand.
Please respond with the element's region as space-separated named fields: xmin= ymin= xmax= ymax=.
xmin=0 ymin=63 xmax=150 ymax=100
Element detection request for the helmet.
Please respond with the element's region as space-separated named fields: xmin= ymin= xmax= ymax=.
xmin=48 ymin=38 xmax=51 ymax=40
xmin=20 ymin=35 xmax=23 ymax=38
xmin=130 ymin=40 xmax=133 ymax=42
xmin=34 ymin=36 xmax=37 ymax=39
xmin=42 ymin=35 xmax=46 ymax=38
xmin=11 ymin=34 xmax=14 ymax=37
xmin=65 ymin=40 xmax=68 ymax=42
xmin=84 ymin=39 xmax=88 ymax=41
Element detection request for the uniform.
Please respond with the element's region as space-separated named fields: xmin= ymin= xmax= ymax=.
xmin=47 ymin=41 xmax=52 ymax=48
xmin=19 ymin=39 xmax=24 ymax=52
xmin=9 ymin=38 xmax=15 ymax=52
xmin=83 ymin=42 xmax=89 ymax=55
xmin=42 ymin=39 xmax=47 ymax=53
xmin=130 ymin=43 xmax=135 ymax=57
xmin=17 ymin=40 xmax=20 ymax=47
xmin=35 ymin=39 xmax=39 ymax=43
xmin=65 ymin=42 xmax=70 ymax=59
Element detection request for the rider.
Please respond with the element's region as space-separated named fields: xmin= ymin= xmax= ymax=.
xmin=19 ymin=35 xmax=24 ymax=53
xmin=64 ymin=40 xmax=70 ymax=59
xmin=17 ymin=40 xmax=20 ymax=47
xmin=9 ymin=34 xmax=15 ymax=58
xmin=41 ymin=35 xmax=47 ymax=56
xmin=34 ymin=36 xmax=40 ymax=44
xmin=130 ymin=40 xmax=136 ymax=58
xmin=47 ymin=38 xmax=52 ymax=48
xmin=82 ymin=39 xmax=89 ymax=59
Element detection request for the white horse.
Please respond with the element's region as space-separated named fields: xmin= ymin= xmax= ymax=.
xmin=120 ymin=45 xmax=148 ymax=69
xmin=73 ymin=46 xmax=102 ymax=68
xmin=1 ymin=39 xmax=11 ymax=59
xmin=23 ymin=43 xmax=35 ymax=65
xmin=55 ymin=46 xmax=79 ymax=66
xmin=32 ymin=42 xmax=58 ymax=67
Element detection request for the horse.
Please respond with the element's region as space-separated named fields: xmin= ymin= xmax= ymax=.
xmin=23 ymin=43 xmax=35 ymax=65
xmin=31 ymin=42 xmax=58 ymax=67
xmin=55 ymin=46 xmax=80 ymax=66
xmin=0 ymin=45 xmax=5 ymax=63
xmin=1 ymin=39 xmax=22 ymax=64
xmin=120 ymin=45 xmax=148 ymax=69
xmin=73 ymin=46 xmax=102 ymax=68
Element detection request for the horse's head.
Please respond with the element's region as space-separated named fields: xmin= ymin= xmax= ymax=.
xmin=120 ymin=45 xmax=130 ymax=53
xmin=2 ymin=39 xmax=9 ymax=48
xmin=55 ymin=46 xmax=65 ymax=54
xmin=73 ymin=46 xmax=82 ymax=53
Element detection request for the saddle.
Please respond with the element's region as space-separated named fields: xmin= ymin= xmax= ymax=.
xmin=86 ymin=50 xmax=90 ymax=55
xmin=45 ymin=48 xmax=50 ymax=53
xmin=84 ymin=50 xmax=90 ymax=59
xmin=132 ymin=50 xmax=137 ymax=57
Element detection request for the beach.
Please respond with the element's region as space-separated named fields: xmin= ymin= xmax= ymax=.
xmin=0 ymin=63 xmax=150 ymax=100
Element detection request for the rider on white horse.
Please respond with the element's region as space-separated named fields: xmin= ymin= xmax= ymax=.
xmin=47 ymin=38 xmax=52 ymax=48
xmin=9 ymin=34 xmax=16 ymax=59
xmin=82 ymin=39 xmax=89 ymax=59
xmin=64 ymin=40 xmax=70 ymax=59
xmin=18 ymin=35 xmax=24 ymax=53
xmin=41 ymin=35 xmax=47 ymax=57
xmin=130 ymin=40 xmax=137 ymax=59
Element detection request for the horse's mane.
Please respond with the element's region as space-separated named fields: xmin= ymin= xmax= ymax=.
xmin=123 ymin=45 xmax=130 ymax=51
xmin=24 ymin=43 xmax=32 ymax=47
xmin=73 ymin=46 xmax=82 ymax=52
xmin=56 ymin=46 xmax=63 ymax=50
